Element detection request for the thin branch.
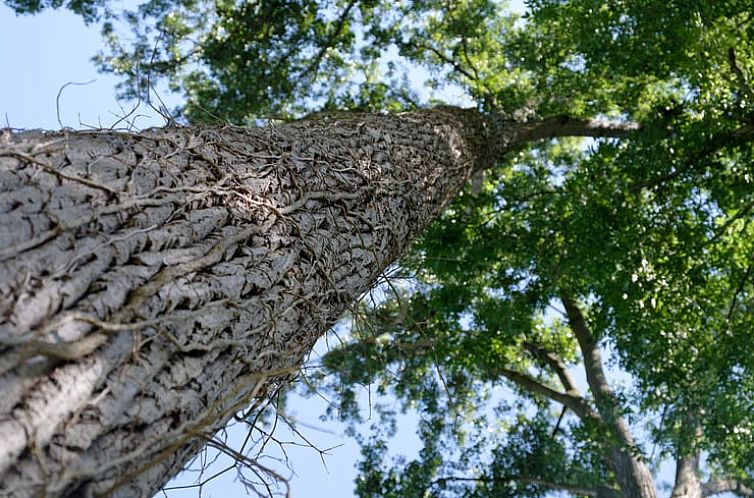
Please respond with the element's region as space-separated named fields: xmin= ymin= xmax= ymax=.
xmin=415 ymin=41 xmax=478 ymax=83
xmin=726 ymin=249 xmax=754 ymax=323
xmin=630 ymin=122 xmax=754 ymax=193
xmin=56 ymin=80 xmax=96 ymax=129
xmin=551 ymin=406 xmax=567 ymax=438
xmin=0 ymin=150 xmax=119 ymax=196
xmin=298 ymin=0 xmax=359 ymax=81
xmin=707 ymin=198 xmax=754 ymax=248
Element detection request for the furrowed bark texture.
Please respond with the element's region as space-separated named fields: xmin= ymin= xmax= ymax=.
xmin=0 ymin=108 xmax=634 ymax=497
xmin=0 ymin=107 xmax=501 ymax=497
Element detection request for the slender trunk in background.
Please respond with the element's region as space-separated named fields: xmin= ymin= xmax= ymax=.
xmin=0 ymin=108 xmax=635 ymax=497
xmin=562 ymin=294 xmax=658 ymax=498
xmin=671 ymin=456 xmax=702 ymax=498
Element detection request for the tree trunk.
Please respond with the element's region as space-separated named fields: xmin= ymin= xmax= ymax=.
xmin=0 ymin=108 xmax=635 ymax=497
xmin=671 ymin=456 xmax=702 ymax=498
xmin=606 ymin=448 xmax=658 ymax=498
xmin=561 ymin=294 xmax=658 ymax=498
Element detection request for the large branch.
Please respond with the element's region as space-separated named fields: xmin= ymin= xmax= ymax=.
xmin=703 ymin=479 xmax=754 ymax=497
xmin=503 ymin=115 xmax=640 ymax=145
xmin=523 ymin=341 xmax=580 ymax=394
xmin=559 ymin=293 xmax=632 ymax=440
xmin=671 ymin=455 xmax=702 ymax=498
xmin=560 ymin=293 xmax=658 ymax=498
xmin=494 ymin=366 xmax=592 ymax=420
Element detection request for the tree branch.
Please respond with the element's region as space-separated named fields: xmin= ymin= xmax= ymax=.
xmin=671 ymin=454 xmax=702 ymax=498
xmin=434 ymin=475 xmax=620 ymax=498
xmin=559 ymin=295 xmax=611 ymax=403
xmin=630 ymin=122 xmax=754 ymax=193
xmin=298 ymin=0 xmax=359 ymax=80
xmin=728 ymin=47 xmax=754 ymax=105
xmin=415 ymin=41 xmax=478 ymax=83
xmin=494 ymin=365 xmax=592 ymax=420
xmin=559 ymin=294 xmax=660 ymax=498
xmin=506 ymin=115 xmax=640 ymax=145
xmin=559 ymin=293 xmax=635 ymax=446
xmin=523 ymin=341 xmax=580 ymax=394
xmin=703 ymin=479 xmax=754 ymax=497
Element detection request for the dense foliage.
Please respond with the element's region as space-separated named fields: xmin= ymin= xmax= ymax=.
xmin=8 ymin=0 xmax=754 ymax=496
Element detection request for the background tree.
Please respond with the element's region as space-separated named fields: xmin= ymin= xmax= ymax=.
xmin=4 ymin=0 xmax=754 ymax=497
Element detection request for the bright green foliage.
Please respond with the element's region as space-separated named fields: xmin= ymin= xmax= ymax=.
xmin=9 ymin=0 xmax=754 ymax=495
xmin=96 ymin=0 xmax=432 ymax=122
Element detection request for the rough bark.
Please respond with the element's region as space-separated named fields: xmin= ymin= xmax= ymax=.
xmin=0 ymin=108 xmax=635 ymax=497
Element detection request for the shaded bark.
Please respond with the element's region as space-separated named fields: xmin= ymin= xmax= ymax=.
xmin=0 ymin=108 xmax=634 ymax=497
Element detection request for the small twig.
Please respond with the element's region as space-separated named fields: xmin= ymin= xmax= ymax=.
xmin=56 ymin=79 xmax=96 ymax=129
xmin=0 ymin=150 xmax=118 ymax=196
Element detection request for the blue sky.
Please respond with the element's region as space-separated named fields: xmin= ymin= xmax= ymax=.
xmin=0 ymin=4 xmax=174 ymax=130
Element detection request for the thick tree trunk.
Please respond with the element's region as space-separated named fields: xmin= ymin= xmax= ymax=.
xmin=0 ymin=108 xmax=635 ymax=497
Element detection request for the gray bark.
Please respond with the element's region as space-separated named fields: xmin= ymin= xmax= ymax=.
xmin=671 ymin=456 xmax=702 ymax=498
xmin=0 ymin=108 xmax=635 ymax=497
xmin=702 ymin=478 xmax=754 ymax=497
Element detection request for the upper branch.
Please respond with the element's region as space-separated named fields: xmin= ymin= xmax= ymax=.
xmin=727 ymin=47 xmax=754 ymax=105
xmin=410 ymin=107 xmax=639 ymax=174
xmin=298 ymin=0 xmax=359 ymax=80
xmin=510 ymin=116 xmax=640 ymax=144
xmin=559 ymin=294 xmax=612 ymax=404
xmin=473 ymin=111 xmax=639 ymax=170
xmin=494 ymin=365 xmax=592 ymax=420
xmin=559 ymin=293 xmax=635 ymax=445
xmin=523 ymin=341 xmax=580 ymax=394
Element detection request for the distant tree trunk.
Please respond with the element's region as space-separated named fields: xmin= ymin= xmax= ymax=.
xmin=561 ymin=294 xmax=658 ymax=498
xmin=0 ymin=108 xmax=635 ymax=497
xmin=671 ymin=456 xmax=702 ymax=498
